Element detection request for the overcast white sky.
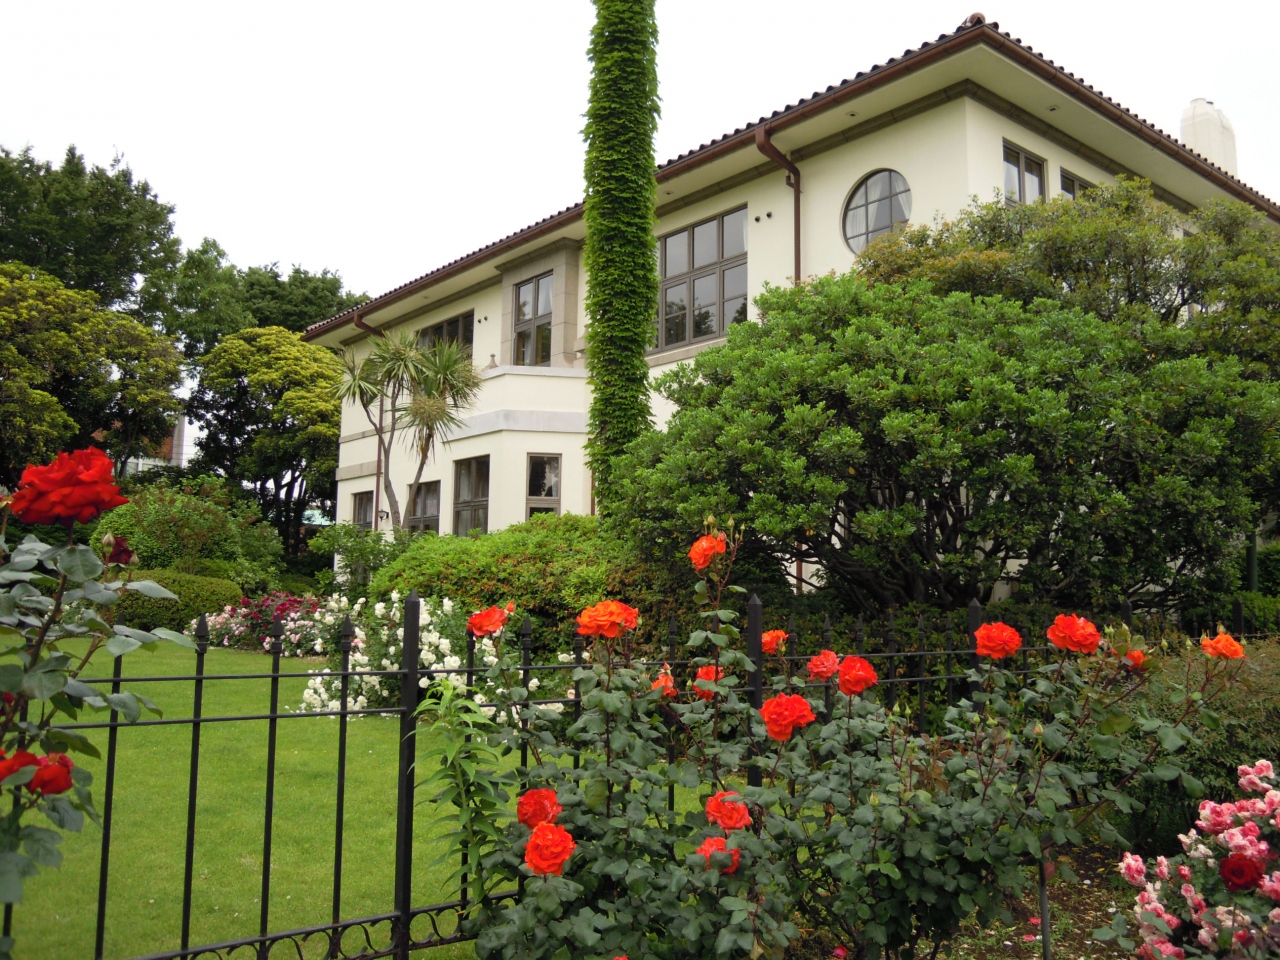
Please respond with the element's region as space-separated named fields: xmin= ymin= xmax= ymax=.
xmin=4 ymin=1 xmax=1278 ymax=301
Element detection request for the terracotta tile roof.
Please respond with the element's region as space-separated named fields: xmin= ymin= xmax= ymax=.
xmin=305 ymin=17 xmax=1278 ymax=341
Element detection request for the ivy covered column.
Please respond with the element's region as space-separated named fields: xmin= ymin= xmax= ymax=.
xmin=582 ymin=0 xmax=660 ymax=506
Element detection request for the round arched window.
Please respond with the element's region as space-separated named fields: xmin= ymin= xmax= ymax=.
xmin=843 ymin=169 xmax=911 ymax=254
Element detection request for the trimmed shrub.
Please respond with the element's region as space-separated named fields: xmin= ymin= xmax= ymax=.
xmin=113 ymin=569 xmax=243 ymax=633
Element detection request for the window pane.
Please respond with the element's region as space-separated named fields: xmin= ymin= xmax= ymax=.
xmin=1060 ymin=174 xmax=1075 ymax=199
xmin=528 ymin=506 xmax=557 ymax=517
xmin=515 ymin=328 xmax=532 ymax=366
xmin=724 ymin=295 xmax=748 ymax=325
xmin=851 ymin=183 xmax=866 ymax=206
xmin=461 ymin=313 xmax=474 ymax=346
xmin=722 ymin=209 xmax=747 ymax=258
xmin=846 ymin=205 xmax=867 ymax=240
xmin=456 ymin=465 xmax=473 ymax=503
xmin=1024 ymin=157 xmax=1043 ymax=199
xmin=517 ymin=281 xmax=534 ymax=322
xmin=664 ymin=231 xmax=688 ymax=277
xmin=869 ymin=198 xmax=892 ymax=232
xmin=723 ymin=263 xmax=747 ymax=300
xmin=413 ymin=482 xmax=439 ymax=518
xmin=664 ymin=283 xmax=687 ymax=345
xmin=693 ymin=220 xmax=718 ymax=268
xmin=535 ymin=321 xmax=552 ymax=365
xmin=446 ymin=317 xmax=459 ymax=342
xmin=890 ymin=193 xmax=910 ymax=224
xmin=535 ymin=275 xmax=553 ymax=317
xmin=528 ymin=455 xmax=560 ymax=498
xmin=473 ymin=457 xmax=489 ymax=500
xmin=890 ymin=171 xmax=908 ymax=194
xmin=865 ymin=170 xmax=890 ymax=202
xmin=693 ymin=273 xmax=718 ymax=338
xmin=1004 ymin=147 xmax=1021 ymax=201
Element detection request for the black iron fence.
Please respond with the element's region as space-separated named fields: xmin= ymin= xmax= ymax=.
xmin=36 ymin=592 xmax=1271 ymax=960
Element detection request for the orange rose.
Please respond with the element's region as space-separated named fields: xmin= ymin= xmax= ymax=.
xmin=575 ymin=600 xmax=640 ymax=638
xmin=1202 ymin=632 xmax=1244 ymax=659
xmin=467 ymin=605 xmax=509 ymax=637
xmin=837 ymin=656 xmax=878 ymax=696
xmin=761 ymin=630 xmax=787 ymax=655
xmin=705 ymin=791 xmax=751 ymax=831
xmin=517 ymin=788 xmax=562 ymax=828
xmin=688 ymin=533 xmax=727 ymax=571
xmin=1124 ymin=649 xmax=1146 ymax=670
xmin=974 ymin=622 xmax=1022 ymax=660
xmin=759 ymin=693 xmax=816 ymax=741
xmin=524 ymin=822 xmax=576 ymax=876
xmin=651 ymin=665 xmax=677 ymax=698
xmin=807 ymin=649 xmax=839 ymax=681
xmin=1047 ymin=614 xmax=1101 ymax=655
xmin=696 ymin=835 xmax=740 ymax=875
xmin=693 ymin=665 xmax=724 ymax=700
xmin=9 ymin=447 xmax=128 ymax=527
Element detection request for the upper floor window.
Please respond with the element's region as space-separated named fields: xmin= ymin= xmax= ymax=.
xmin=419 ymin=311 xmax=473 ymax=352
xmin=514 ymin=273 xmax=553 ymax=366
xmin=1003 ymin=143 xmax=1045 ymax=205
xmin=843 ymin=170 xmax=912 ymax=254
xmin=527 ymin=454 xmax=561 ymax=518
xmin=454 ymin=456 xmax=490 ymax=535
xmin=407 ymin=481 xmax=440 ymax=533
xmin=653 ymin=207 xmax=748 ymax=353
xmin=1060 ymin=171 xmax=1093 ymax=200
xmin=352 ymin=491 xmax=373 ymax=530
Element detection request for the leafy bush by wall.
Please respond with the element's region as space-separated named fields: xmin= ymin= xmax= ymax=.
xmin=113 ymin=569 xmax=243 ymax=633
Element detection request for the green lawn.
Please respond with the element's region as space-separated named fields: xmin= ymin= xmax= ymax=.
xmin=20 ymin=642 xmax=481 ymax=960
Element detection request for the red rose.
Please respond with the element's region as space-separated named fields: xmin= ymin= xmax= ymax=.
xmin=696 ymin=835 xmax=740 ymax=875
xmin=0 ymin=750 xmax=39 ymax=785
xmin=759 ymin=693 xmax=816 ymax=741
xmin=705 ymin=791 xmax=751 ymax=831
xmin=1047 ymin=614 xmax=1101 ymax=655
xmin=575 ymin=600 xmax=640 ymax=639
xmin=29 ymin=754 xmax=73 ymax=795
xmin=1219 ymin=853 xmax=1264 ymax=891
xmin=761 ymin=630 xmax=787 ymax=656
xmin=975 ymin=622 xmax=1022 ymax=660
xmin=1124 ymin=650 xmax=1146 ymax=670
xmin=524 ymin=822 xmax=576 ymax=876
xmin=1202 ymin=632 xmax=1245 ymax=660
xmin=651 ymin=665 xmax=677 ymax=698
xmin=693 ymin=665 xmax=723 ymax=701
xmin=8 ymin=447 xmax=128 ymax=527
xmin=688 ymin=534 xmax=727 ymax=572
xmin=838 ymin=656 xmax=878 ymax=696
xmin=517 ymin=788 xmax=562 ymax=828
xmin=467 ymin=605 xmax=510 ymax=638
xmin=807 ymin=649 xmax=839 ymax=681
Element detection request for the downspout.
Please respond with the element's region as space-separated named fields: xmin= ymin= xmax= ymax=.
xmin=754 ymin=126 xmax=801 ymax=287
xmin=353 ymin=312 xmax=385 ymax=532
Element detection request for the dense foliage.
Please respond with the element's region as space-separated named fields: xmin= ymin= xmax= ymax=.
xmin=113 ymin=569 xmax=243 ymax=633
xmin=582 ymin=0 xmax=660 ymax=500
xmin=611 ymin=275 xmax=1280 ymax=613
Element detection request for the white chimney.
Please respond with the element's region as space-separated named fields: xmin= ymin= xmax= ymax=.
xmin=1180 ymin=98 xmax=1237 ymax=175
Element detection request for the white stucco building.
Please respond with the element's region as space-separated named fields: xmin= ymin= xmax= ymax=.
xmin=304 ymin=14 xmax=1278 ymax=537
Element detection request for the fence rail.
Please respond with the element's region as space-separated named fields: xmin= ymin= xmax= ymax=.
xmin=35 ymin=592 xmax=1272 ymax=960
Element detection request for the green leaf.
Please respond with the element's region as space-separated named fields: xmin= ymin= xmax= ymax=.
xmin=105 ymin=635 xmax=142 ymax=657
xmin=21 ymin=669 xmax=65 ymax=701
xmin=57 ymin=547 xmax=103 ymax=583
xmin=1089 ymin=735 xmax=1121 ymax=760
xmin=0 ymin=852 xmax=35 ymax=904
xmin=583 ymin=778 xmax=609 ymax=812
xmin=124 ymin=580 xmax=178 ymax=600
xmin=151 ymin=628 xmax=196 ymax=649
xmin=1151 ymin=763 xmax=1181 ymax=782
xmin=1157 ymin=725 xmax=1186 ymax=753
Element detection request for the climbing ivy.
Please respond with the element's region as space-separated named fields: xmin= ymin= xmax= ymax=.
xmin=582 ymin=0 xmax=660 ymax=505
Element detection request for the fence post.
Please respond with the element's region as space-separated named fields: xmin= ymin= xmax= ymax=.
xmin=393 ymin=592 xmax=421 ymax=960
xmin=667 ymin=617 xmax=678 ymax=813
xmin=520 ymin=617 xmax=532 ymax=771
xmin=93 ymin=653 xmax=125 ymax=960
xmin=1039 ymin=858 xmax=1053 ymax=960
xmin=967 ymin=598 xmax=983 ymax=701
xmin=258 ymin=618 xmax=284 ymax=955
xmin=180 ymin=616 xmax=209 ymax=952
xmin=332 ymin=615 xmax=355 ymax=932
xmin=1233 ymin=598 xmax=1245 ymax=638
xmin=746 ymin=595 xmax=763 ymax=788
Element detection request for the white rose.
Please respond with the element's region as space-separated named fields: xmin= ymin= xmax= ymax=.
xmin=442 ymin=598 xmax=454 ymax=614
xmin=528 ymin=678 xmax=540 ymax=691
xmin=390 ymin=590 xmax=401 ymax=602
xmin=557 ymin=653 xmax=573 ymax=663
xmin=443 ymin=655 xmax=462 ymax=671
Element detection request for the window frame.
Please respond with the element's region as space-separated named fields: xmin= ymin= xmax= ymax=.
xmin=526 ymin=453 xmax=562 ymax=519
xmin=1059 ymin=170 xmax=1094 ymax=200
xmin=842 ymin=169 xmax=913 ymax=255
xmin=1002 ymin=141 xmax=1047 ymax=206
xmin=652 ymin=207 xmax=749 ymax=355
xmin=406 ymin=480 xmax=441 ymax=533
xmin=453 ymin=456 xmax=490 ymax=536
xmin=513 ymin=272 xmax=554 ymax=367
xmin=352 ymin=491 xmax=374 ymax=530
xmin=418 ymin=311 xmax=474 ymax=352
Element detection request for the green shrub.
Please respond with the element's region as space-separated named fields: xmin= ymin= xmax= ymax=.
xmin=113 ymin=569 xmax=243 ymax=633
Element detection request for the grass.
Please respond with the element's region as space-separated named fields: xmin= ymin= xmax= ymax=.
xmin=20 ymin=642 xmax=482 ymax=960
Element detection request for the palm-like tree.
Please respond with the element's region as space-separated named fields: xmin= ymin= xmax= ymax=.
xmin=400 ymin=339 xmax=482 ymax=516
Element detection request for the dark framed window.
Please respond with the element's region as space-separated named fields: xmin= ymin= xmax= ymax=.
xmin=514 ymin=273 xmax=553 ymax=366
xmin=843 ymin=169 xmax=912 ymax=254
xmin=407 ymin=481 xmax=440 ymax=533
xmin=419 ymin=311 xmax=474 ymax=352
xmin=1060 ymin=171 xmax=1093 ymax=200
xmin=352 ymin=491 xmax=374 ymax=530
xmin=652 ymin=208 xmax=748 ymax=353
xmin=527 ymin=454 xmax=561 ymax=519
xmin=1003 ymin=143 xmax=1046 ymax=205
xmin=453 ymin=456 xmax=490 ymax=535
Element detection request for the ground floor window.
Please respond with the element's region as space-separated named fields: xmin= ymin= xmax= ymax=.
xmin=527 ymin=454 xmax=561 ymax=518
xmin=352 ymin=491 xmax=374 ymax=530
xmin=453 ymin=457 xmax=490 ymax=535
xmin=407 ymin=481 xmax=440 ymax=533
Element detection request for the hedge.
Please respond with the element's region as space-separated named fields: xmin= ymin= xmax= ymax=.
xmin=114 ymin=569 xmax=244 ymax=634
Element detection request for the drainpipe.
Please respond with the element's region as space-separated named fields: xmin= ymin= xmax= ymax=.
xmin=353 ymin=312 xmax=385 ymax=532
xmin=754 ymin=126 xmax=801 ymax=286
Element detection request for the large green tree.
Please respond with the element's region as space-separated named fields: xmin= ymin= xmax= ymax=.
xmin=0 ymin=263 xmax=183 ymax=486
xmin=0 ymin=146 xmax=180 ymax=319
xmin=190 ymin=327 xmax=342 ymax=552
xmin=612 ymin=276 xmax=1280 ymax=613
xmin=582 ymin=0 xmax=660 ymax=502
xmin=240 ymin=263 xmax=367 ymax=334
